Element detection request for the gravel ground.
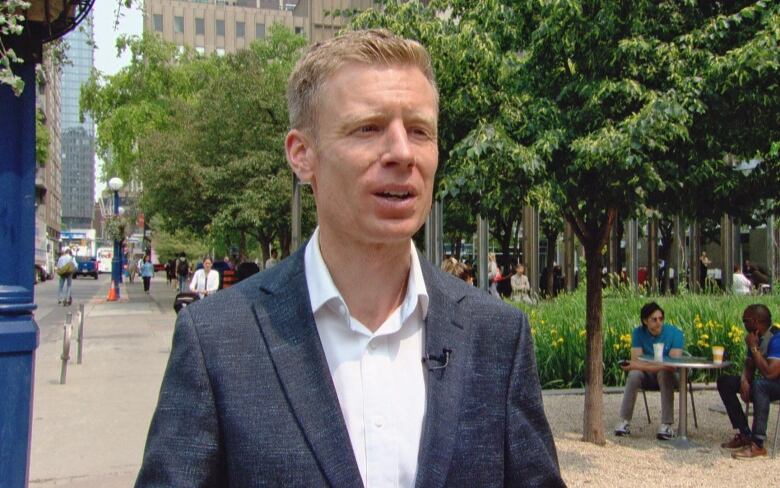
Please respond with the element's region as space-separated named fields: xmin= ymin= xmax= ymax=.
xmin=544 ymin=389 xmax=780 ymax=487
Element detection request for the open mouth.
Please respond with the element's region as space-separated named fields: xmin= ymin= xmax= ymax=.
xmin=376 ymin=191 xmax=413 ymax=200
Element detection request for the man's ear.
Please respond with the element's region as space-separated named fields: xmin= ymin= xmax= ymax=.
xmin=285 ymin=129 xmax=315 ymax=183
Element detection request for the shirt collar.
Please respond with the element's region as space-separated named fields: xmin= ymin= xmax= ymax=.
xmin=304 ymin=227 xmax=429 ymax=323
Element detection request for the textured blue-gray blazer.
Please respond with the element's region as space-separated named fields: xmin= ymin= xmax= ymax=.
xmin=135 ymin=246 xmax=565 ymax=487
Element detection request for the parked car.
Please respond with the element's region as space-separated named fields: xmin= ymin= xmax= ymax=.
xmin=34 ymin=264 xmax=49 ymax=284
xmin=74 ymin=256 xmax=99 ymax=279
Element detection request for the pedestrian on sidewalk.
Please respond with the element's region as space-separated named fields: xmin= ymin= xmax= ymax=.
xmin=55 ymin=249 xmax=76 ymax=306
xmin=189 ymin=256 xmax=219 ymax=299
xmin=140 ymin=255 xmax=155 ymax=294
xmin=176 ymin=253 xmax=189 ymax=293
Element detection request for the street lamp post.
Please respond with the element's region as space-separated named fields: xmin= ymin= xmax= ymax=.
xmin=108 ymin=178 xmax=124 ymax=300
xmin=0 ymin=1 xmax=95 ymax=485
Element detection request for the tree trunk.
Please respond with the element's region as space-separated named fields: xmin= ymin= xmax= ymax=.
xmin=238 ymin=230 xmax=247 ymax=263
xmin=583 ymin=239 xmax=606 ymax=445
xmin=545 ymin=230 xmax=558 ymax=296
xmin=565 ymin=208 xmax=616 ymax=446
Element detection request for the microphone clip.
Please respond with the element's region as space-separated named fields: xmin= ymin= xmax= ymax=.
xmin=423 ymin=348 xmax=452 ymax=372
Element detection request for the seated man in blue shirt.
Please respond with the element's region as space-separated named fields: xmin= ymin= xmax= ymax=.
xmin=615 ymin=301 xmax=684 ymax=440
xmin=718 ymin=304 xmax=780 ymax=459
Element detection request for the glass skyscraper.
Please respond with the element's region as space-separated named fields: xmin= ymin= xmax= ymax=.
xmin=60 ymin=12 xmax=96 ymax=230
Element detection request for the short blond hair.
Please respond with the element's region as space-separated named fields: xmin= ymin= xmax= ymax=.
xmin=286 ymin=28 xmax=438 ymax=134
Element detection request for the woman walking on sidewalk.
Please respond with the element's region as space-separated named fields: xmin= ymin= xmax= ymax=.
xmin=141 ymin=255 xmax=155 ymax=293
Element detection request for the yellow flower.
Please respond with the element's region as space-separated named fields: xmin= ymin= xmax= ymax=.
xmin=550 ymin=329 xmax=557 ymax=336
xmin=613 ymin=344 xmax=620 ymax=351
xmin=696 ymin=323 xmax=703 ymax=329
xmin=557 ymin=337 xmax=564 ymax=345
xmin=701 ymin=334 xmax=709 ymax=340
xmin=579 ymin=330 xmax=587 ymax=337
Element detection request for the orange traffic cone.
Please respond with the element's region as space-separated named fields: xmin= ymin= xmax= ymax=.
xmin=107 ymin=281 xmax=118 ymax=301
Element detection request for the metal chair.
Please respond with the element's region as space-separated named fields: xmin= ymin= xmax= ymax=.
xmin=639 ymin=351 xmax=699 ymax=428
xmin=640 ymin=375 xmax=698 ymax=428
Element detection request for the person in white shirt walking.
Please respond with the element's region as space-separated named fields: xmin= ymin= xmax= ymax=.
xmin=189 ymin=256 xmax=219 ymax=299
xmin=55 ymin=249 xmax=76 ymax=306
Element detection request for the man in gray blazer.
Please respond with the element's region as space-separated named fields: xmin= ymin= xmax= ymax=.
xmin=136 ymin=29 xmax=564 ymax=487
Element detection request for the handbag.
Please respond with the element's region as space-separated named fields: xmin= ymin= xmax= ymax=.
xmin=57 ymin=260 xmax=76 ymax=277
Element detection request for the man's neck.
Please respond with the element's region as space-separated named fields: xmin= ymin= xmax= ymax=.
xmin=318 ymin=230 xmax=412 ymax=332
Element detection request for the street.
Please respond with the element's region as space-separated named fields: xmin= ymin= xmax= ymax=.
xmin=28 ymin=273 xmax=178 ymax=487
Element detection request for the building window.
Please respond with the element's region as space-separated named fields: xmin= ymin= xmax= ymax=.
xmin=153 ymin=14 xmax=163 ymax=32
xmin=196 ymin=46 xmax=205 ymax=55
xmin=216 ymin=48 xmax=225 ymax=56
xmin=174 ymin=16 xmax=184 ymax=34
xmin=216 ymin=19 xmax=225 ymax=37
xmin=295 ymin=26 xmax=303 ymax=35
xmin=195 ymin=18 xmax=205 ymax=36
xmin=255 ymin=22 xmax=265 ymax=38
xmin=236 ymin=21 xmax=245 ymax=38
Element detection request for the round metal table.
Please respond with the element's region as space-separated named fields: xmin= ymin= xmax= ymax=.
xmin=638 ymin=355 xmax=732 ymax=448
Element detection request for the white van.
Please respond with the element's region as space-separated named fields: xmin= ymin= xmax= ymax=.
xmin=96 ymin=247 xmax=114 ymax=273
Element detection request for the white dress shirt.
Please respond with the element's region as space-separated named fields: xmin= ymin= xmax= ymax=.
xmin=304 ymin=228 xmax=428 ymax=488
xmin=189 ymin=268 xmax=220 ymax=298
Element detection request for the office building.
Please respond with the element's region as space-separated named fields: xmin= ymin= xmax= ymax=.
xmin=143 ymin=0 xmax=375 ymax=55
xmin=60 ymin=11 xmax=96 ymax=230
xmin=34 ymin=46 xmax=63 ymax=278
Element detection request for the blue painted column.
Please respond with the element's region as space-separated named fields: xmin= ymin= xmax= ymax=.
xmin=0 ymin=62 xmax=41 ymax=487
xmin=111 ymin=191 xmax=122 ymax=297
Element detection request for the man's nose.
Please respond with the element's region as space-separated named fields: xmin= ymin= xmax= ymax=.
xmin=380 ymin=121 xmax=414 ymax=166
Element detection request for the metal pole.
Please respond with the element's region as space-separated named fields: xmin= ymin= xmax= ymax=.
xmin=291 ymin=174 xmax=301 ymax=252
xmin=434 ymin=200 xmax=444 ymax=266
xmin=648 ymin=218 xmax=658 ymax=293
xmin=111 ymin=189 xmax=122 ymax=298
xmin=626 ymin=219 xmax=639 ymax=287
xmin=60 ymin=313 xmax=73 ymax=385
xmin=564 ymin=221 xmax=575 ymax=292
xmin=690 ymin=221 xmax=702 ymax=292
xmin=523 ymin=206 xmax=540 ymax=292
xmin=722 ymin=214 xmax=734 ymax=292
xmin=673 ymin=216 xmax=685 ymax=294
xmin=0 ymin=61 xmax=40 ymax=487
xmin=77 ymin=304 xmax=85 ymax=364
xmin=477 ymin=215 xmax=489 ymax=291
xmin=424 ymin=208 xmax=434 ymax=262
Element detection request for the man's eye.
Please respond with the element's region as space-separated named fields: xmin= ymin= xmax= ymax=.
xmin=358 ymin=125 xmax=379 ymax=133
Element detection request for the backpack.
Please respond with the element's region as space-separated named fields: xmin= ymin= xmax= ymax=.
xmin=57 ymin=259 xmax=75 ymax=277
xmin=177 ymin=258 xmax=189 ymax=277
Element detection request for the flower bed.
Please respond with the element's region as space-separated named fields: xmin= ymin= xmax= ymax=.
xmin=512 ymin=291 xmax=780 ymax=389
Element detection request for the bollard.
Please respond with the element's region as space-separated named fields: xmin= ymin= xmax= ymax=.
xmin=77 ymin=304 xmax=85 ymax=364
xmin=60 ymin=313 xmax=72 ymax=385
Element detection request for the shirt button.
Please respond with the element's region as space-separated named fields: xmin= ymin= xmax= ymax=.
xmin=373 ymin=416 xmax=384 ymax=428
xmin=338 ymin=304 xmax=346 ymax=315
xmin=368 ymin=340 xmax=379 ymax=350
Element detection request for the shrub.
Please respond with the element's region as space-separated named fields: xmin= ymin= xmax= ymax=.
xmin=513 ymin=290 xmax=780 ymax=389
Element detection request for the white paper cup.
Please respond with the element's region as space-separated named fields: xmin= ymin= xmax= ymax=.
xmin=712 ymin=346 xmax=725 ymax=364
xmin=653 ymin=343 xmax=665 ymax=361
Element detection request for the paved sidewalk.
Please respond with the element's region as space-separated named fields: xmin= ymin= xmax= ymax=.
xmin=29 ymin=276 xmax=178 ymax=487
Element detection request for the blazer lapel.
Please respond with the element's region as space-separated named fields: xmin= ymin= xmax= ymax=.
xmin=250 ymin=247 xmax=363 ymax=488
xmin=415 ymin=259 xmax=469 ymax=488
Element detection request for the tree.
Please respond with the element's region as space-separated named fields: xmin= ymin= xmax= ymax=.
xmin=351 ymin=0 xmax=545 ymax=270
xmin=355 ymin=1 xmax=780 ymax=445
xmin=82 ymin=26 xmax=315 ymax=259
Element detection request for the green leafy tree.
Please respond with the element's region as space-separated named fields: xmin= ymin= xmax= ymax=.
xmin=82 ymin=26 xmax=314 ymax=260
